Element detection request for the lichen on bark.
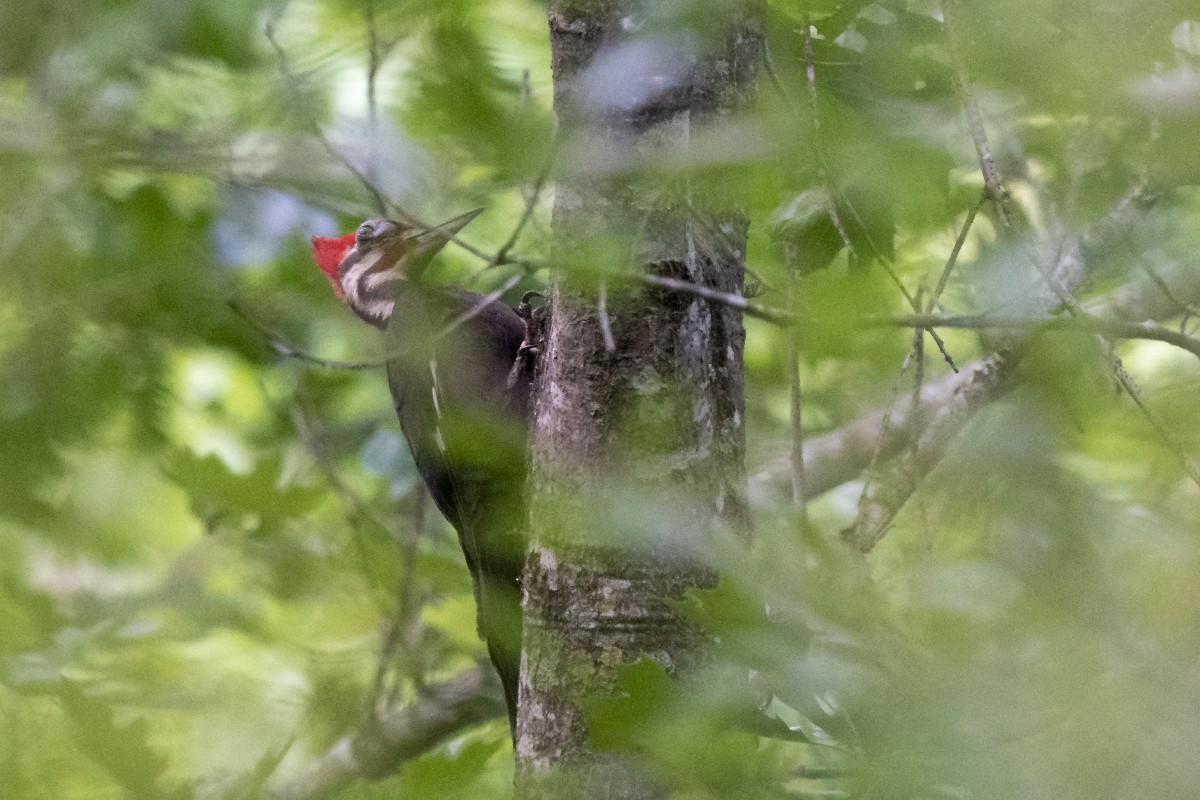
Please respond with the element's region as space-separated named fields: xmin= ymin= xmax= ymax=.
xmin=516 ymin=1 xmax=763 ymax=798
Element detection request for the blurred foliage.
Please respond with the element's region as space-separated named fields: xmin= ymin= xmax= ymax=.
xmin=1 ymin=0 xmax=1199 ymax=798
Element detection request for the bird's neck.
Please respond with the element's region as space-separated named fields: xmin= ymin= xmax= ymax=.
xmin=348 ymin=275 xmax=418 ymax=330
xmin=351 ymin=297 xmax=395 ymax=330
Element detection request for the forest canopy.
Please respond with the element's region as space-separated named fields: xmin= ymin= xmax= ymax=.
xmin=2 ymin=0 xmax=1200 ymax=798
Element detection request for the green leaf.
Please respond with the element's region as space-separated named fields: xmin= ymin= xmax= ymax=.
xmin=583 ymin=658 xmax=678 ymax=750
xmin=163 ymin=451 xmax=321 ymax=536
xmin=57 ymin=683 xmax=188 ymax=800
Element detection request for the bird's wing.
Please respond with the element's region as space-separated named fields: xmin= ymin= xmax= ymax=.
xmin=384 ymin=286 xmax=531 ymax=728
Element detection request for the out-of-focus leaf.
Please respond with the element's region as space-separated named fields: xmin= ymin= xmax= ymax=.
xmin=584 ymin=657 xmax=678 ymax=751
xmin=57 ymin=683 xmax=186 ymax=800
xmin=164 ymin=452 xmax=321 ymax=535
xmin=365 ymin=738 xmax=504 ymax=800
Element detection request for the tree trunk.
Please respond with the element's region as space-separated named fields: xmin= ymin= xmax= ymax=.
xmin=515 ymin=2 xmax=762 ymax=798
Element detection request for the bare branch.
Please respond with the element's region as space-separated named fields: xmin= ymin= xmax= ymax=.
xmin=639 ymin=273 xmax=793 ymax=324
xmin=265 ymin=19 xmax=388 ymax=217
xmin=842 ymin=182 xmax=1186 ymax=544
xmin=753 ymin=204 xmax=1194 ymax=523
xmin=263 ymin=19 xmax=526 ymax=266
xmin=783 ymin=244 xmax=808 ymax=519
xmin=842 ymin=350 xmax=1017 ymax=552
xmin=488 ymin=151 xmax=555 ymax=269
xmin=887 ymin=312 xmax=1200 ymax=361
xmin=927 ymin=194 xmax=985 ymax=312
xmin=1008 ymin=195 xmax=1200 ymax=489
xmin=942 ymin=0 xmax=1011 ymax=223
xmin=278 ymin=668 xmax=504 ymax=800
xmin=749 ymin=352 xmax=1015 ymax=505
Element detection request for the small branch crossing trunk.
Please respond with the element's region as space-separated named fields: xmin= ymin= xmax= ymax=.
xmin=516 ymin=2 xmax=762 ymax=797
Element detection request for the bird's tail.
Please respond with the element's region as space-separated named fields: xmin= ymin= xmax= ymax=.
xmin=478 ymin=576 xmax=523 ymax=737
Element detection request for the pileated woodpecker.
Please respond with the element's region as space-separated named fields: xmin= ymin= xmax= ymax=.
xmin=311 ymin=210 xmax=531 ymax=733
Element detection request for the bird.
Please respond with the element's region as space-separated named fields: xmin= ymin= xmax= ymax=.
xmin=311 ymin=210 xmax=532 ymax=735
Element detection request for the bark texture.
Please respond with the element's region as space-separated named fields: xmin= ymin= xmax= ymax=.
xmin=516 ymin=2 xmax=762 ymax=798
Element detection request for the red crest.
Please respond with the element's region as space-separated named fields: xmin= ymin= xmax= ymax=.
xmin=310 ymin=233 xmax=356 ymax=298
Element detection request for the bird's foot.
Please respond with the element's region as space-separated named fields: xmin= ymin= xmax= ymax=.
xmin=507 ymin=292 xmax=546 ymax=391
xmin=516 ymin=290 xmax=544 ymax=324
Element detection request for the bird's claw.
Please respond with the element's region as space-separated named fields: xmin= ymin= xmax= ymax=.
xmin=508 ymin=294 xmax=546 ymax=392
xmin=516 ymin=291 xmax=544 ymax=323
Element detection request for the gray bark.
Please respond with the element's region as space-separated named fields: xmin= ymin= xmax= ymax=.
xmin=515 ymin=2 xmax=762 ymax=798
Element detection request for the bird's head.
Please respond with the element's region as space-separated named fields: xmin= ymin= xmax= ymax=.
xmin=311 ymin=209 xmax=482 ymax=326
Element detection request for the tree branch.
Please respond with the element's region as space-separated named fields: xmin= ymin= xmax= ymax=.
xmin=263 ymin=19 xmax=531 ymax=267
xmin=784 ymin=244 xmax=807 ymax=519
xmin=753 ymin=238 xmax=1197 ymax=530
xmin=749 ymin=351 xmax=1015 ymax=505
xmin=230 ymin=274 xmax=528 ymax=372
xmin=887 ymin=312 xmax=1200 ymax=361
xmin=842 ymin=179 xmax=1182 ymax=546
xmin=942 ymin=0 xmax=1011 ymax=223
xmin=927 ymin=194 xmax=985 ymax=312
xmin=639 ymin=273 xmax=793 ymax=324
xmin=277 ymin=668 xmax=505 ymax=800
xmin=841 ymin=349 xmax=1016 ymax=552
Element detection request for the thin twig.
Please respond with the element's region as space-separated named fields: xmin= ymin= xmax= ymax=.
xmin=515 ymin=68 xmax=531 ymax=120
xmin=364 ymin=0 xmax=382 ymax=192
xmin=265 ymin=19 xmax=389 ymax=217
xmin=232 ymin=273 xmax=527 ymax=372
xmin=639 ymin=273 xmax=794 ymax=324
xmin=911 ymin=261 xmax=1200 ymax=488
xmin=264 ymin=19 xmax=509 ymax=263
xmin=845 ymin=370 xmax=911 ymax=551
xmin=1112 ymin=359 xmax=1200 ymax=486
xmin=229 ymin=300 xmax=382 ymax=370
xmin=367 ymin=485 xmax=428 ymax=719
xmin=488 ymin=148 xmax=556 ymax=269
xmin=843 ymin=186 xmax=1187 ymax=549
xmin=290 ymin=399 xmax=393 ymax=607
xmin=908 ymin=294 xmax=928 ymax=540
xmin=927 ymin=194 xmax=985 ymax=312
xmin=784 ymin=243 xmax=808 ymax=519
xmin=942 ymin=0 xmax=1011 ymax=224
xmin=802 ymin=16 xmax=854 ymax=254
xmin=440 ymin=273 xmax=525 ymax=338
xmin=761 ymin=37 xmax=788 ymax=99
xmin=887 ymin=312 xmax=1200 ymax=361
xmin=1141 ymin=263 xmax=1200 ymax=320
xmin=795 ymin=766 xmax=846 ymax=780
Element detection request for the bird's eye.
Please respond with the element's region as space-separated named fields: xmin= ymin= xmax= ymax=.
xmin=356 ymin=222 xmax=377 ymax=243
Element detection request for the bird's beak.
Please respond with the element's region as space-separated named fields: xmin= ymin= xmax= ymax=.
xmin=380 ymin=208 xmax=484 ymax=279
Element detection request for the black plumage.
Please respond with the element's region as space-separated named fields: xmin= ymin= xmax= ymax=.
xmin=313 ymin=212 xmax=531 ymax=735
xmin=384 ymin=285 xmax=529 ymax=732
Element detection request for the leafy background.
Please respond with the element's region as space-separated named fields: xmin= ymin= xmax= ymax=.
xmin=2 ymin=0 xmax=1199 ymax=798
